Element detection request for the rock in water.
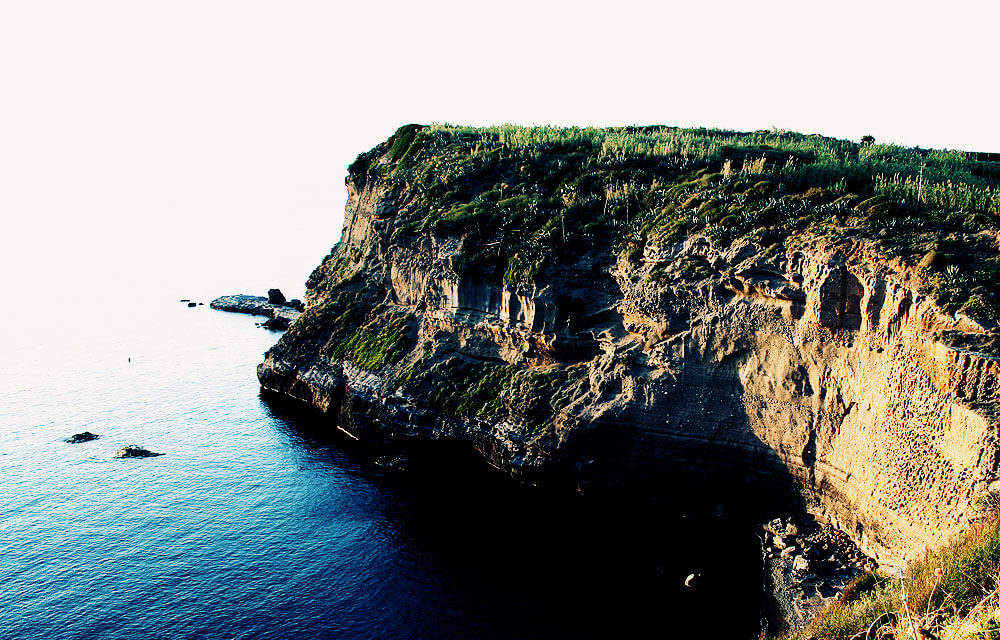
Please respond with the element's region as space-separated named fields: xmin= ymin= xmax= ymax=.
xmin=187 ymin=302 xmax=197 ymax=308
xmin=374 ymin=454 xmax=411 ymax=472
xmin=267 ymin=288 xmax=286 ymax=305
xmin=261 ymin=316 xmax=291 ymax=330
xmin=210 ymin=294 xmax=301 ymax=330
xmin=65 ymin=431 xmax=100 ymax=444
xmin=114 ymin=445 xmax=164 ymax=458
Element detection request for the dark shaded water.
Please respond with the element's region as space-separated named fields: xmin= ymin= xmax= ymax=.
xmin=0 ymin=300 xmax=763 ymax=639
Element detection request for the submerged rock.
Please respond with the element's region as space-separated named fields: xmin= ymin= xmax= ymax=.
xmin=374 ymin=454 xmax=411 ymax=472
xmin=114 ymin=445 xmax=163 ymax=458
xmin=65 ymin=431 xmax=100 ymax=444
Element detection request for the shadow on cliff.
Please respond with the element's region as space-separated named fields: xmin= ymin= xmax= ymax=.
xmin=558 ymin=343 xmax=816 ymax=636
xmin=259 ymin=389 xmax=779 ymax=639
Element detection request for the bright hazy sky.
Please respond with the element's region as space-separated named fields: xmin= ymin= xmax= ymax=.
xmin=2 ymin=0 xmax=997 ymax=314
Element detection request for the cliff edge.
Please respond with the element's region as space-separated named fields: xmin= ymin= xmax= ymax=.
xmin=259 ymin=124 xmax=1000 ymax=569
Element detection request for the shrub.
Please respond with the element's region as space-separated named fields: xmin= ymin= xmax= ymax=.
xmin=919 ymin=250 xmax=942 ymax=269
xmin=390 ymin=124 xmax=423 ymax=161
xmin=718 ymin=214 xmax=742 ymax=228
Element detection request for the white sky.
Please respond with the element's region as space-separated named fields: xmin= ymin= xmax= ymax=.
xmin=2 ymin=0 xmax=997 ymax=313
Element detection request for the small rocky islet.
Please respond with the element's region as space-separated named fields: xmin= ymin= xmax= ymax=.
xmin=64 ymin=432 xmax=100 ymax=444
xmin=208 ymin=289 xmax=303 ymax=330
xmin=63 ymin=433 xmax=163 ymax=458
xmin=113 ymin=445 xmax=163 ymax=459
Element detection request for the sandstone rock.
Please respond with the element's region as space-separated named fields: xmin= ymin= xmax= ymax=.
xmin=793 ymin=556 xmax=810 ymax=573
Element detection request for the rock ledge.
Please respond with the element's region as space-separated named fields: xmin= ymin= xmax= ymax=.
xmin=210 ymin=294 xmax=302 ymax=329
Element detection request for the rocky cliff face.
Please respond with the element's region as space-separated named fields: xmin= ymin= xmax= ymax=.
xmin=259 ymin=126 xmax=1000 ymax=568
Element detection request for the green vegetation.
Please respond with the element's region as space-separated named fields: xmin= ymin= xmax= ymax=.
xmin=275 ymin=288 xmax=414 ymax=373
xmin=347 ymin=123 xmax=1000 ymax=321
xmin=401 ymin=357 xmax=586 ymax=435
xmin=330 ymin=312 xmax=412 ymax=371
xmin=799 ymin=516 xmax=1000 ymax=640
xmin=305 ymin=247 xmax=362 ymax=294
xmin=390 ymin=123 xmax=423 ymax=162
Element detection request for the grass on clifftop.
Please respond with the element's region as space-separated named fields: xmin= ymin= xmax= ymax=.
xmin=799 ymin=514 xmax=1000 ymax=640
xmin=348 ymin=123 xmax=1000 ymax=325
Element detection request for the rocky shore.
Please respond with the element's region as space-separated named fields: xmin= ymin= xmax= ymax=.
xmin=210 ymin=292 xmax=302 ymax=330
xmin=762 ymin=514 xmax=876 ymax=634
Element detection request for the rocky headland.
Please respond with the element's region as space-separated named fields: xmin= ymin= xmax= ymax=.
xmin=255 ymin=124 xmax=1000 ymax=633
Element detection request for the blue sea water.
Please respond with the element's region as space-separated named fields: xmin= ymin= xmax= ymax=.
xmin=0 ymin=298 xmax=763 ymax=639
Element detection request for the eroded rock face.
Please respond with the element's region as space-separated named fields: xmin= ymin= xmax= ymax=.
xmin=259 ymin=171 xmax=1000 ymax=570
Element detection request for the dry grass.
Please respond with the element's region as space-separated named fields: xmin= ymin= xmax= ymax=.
xmin=795 ymin=516 xmax=1000 ymax=640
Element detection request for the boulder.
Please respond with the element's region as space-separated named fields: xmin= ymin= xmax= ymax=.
xmin=267 ymin=288 xmax=286 ymax=305
xmin=261 ymin=316 xmax=291 ymax=330
xmin=287 ymin=299 xmax=305 ymax=311
xmin=187 ymin=302 xmax=197 ymax=308
xmin=793 ymin=556 xmax=810 ymax=573
xmin=65 ymin=431 xmax=100 ymax=444
xmin=114 ymin=445 xmax=164 ymax=458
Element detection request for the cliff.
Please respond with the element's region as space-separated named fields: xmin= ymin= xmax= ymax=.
xmin=258 ymin=124 xmax=1000 ymax=568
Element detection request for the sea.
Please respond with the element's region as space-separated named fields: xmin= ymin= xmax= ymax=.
xmin=0 ymin=293 xmax=765 ymax=639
